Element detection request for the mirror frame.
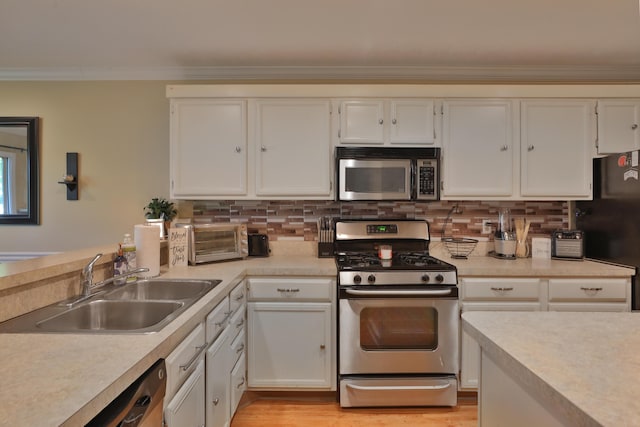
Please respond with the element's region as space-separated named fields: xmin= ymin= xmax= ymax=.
xmin=0 ymin=117 xmax=40 ymax=225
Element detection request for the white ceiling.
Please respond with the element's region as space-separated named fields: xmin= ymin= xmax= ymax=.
xmin=2 ymin=0 xmax=640 ymax=81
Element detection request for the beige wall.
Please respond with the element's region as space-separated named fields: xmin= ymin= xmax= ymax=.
xmin=0 ymin=81 xmax=172 ymax=252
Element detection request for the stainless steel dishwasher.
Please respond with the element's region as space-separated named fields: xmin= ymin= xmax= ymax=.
xmin=86 ymin=359 xmax=166 ymax=427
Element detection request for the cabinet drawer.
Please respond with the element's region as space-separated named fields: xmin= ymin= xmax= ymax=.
xmin=230 ymin=353 xmax=247 ymax=415
xmin=461 ymin=278 xmax=541 ymax=301
xmin=230 ymin=328 xmax=246 ymax=367
xmin=229 ymin=281 xmax=246 ymax=314
xmin=247 ymin=277 xmax=334 ymax=301
xmin=548 ymin=278 xmax=628 ymax=302
xmin=229 ymin=306 xmax=245 ymax=340
xmin=166 ymin=322 xmax=206 ymax=401
xmin=205 ymin=296 xmax=230 ymax=343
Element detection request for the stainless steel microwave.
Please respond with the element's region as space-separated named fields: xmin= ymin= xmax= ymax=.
xmin=336 ymin=147 xmax=440 ymax=201
xmin=176 ymin=222 xmax=248 ymax=265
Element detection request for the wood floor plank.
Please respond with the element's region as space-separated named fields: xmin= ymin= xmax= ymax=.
xmin=231 ymin=398 xmax=478 ymax=427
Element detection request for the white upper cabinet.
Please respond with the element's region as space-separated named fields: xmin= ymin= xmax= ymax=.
xmin=441 ymin=100 xmax=516 ymax=197
xmin=520 ymin=100 xmax=595 ymax=199
xmin=170 ymin=99 xmax=247 ymax=198
xmin=441 ymin=99 xmax=595 ymax=200
xmin=338 ymin=99 xmax=436 ymax=146
xmin=254 ymin=99 xmax=332 ymax=197
xmin=596 ymin=100 xmax=640 ymax=154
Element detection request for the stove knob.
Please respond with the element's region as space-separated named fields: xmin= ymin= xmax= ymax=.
xmin=353 ymin=275 xmax=362 ymax=284
xmin=435 ymin=274 xmax=444 ymax=283
xmin=421 ymin=274 xmax=430 ymax=283
xmin=367 ymin=275 xmax=376 ymax=284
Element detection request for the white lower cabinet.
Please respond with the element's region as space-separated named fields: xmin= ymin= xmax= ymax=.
xmin=246 ymin=277 xmax=335 ymax=390
xmin=459 ymin=276 xmax=632 ymax=391
xmin=165 ymin=358 xmax=206 ymax=427
xmin=206 ymin=328 xmax=231 ymax=427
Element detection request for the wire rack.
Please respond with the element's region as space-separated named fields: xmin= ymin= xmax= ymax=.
xmin=442 ymin=237 xmax=478 ymax=259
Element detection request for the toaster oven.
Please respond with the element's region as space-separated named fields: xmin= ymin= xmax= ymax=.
xmin=177 ymin=223 xmax=248 ymax=265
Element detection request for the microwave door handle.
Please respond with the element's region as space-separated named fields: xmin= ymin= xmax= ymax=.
xmin=345 ymin=289 xmax=454 ymax=297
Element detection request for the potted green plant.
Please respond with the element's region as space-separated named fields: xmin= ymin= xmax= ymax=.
xmin=144 ymin=197 xmax=177 ymax=237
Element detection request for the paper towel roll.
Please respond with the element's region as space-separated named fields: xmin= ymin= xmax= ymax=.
xmin=135 ymin=224 xmax=160 ymax=278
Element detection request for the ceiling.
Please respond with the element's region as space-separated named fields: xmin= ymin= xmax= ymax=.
xmin=2 ymin=0 xmax=640 ymax=82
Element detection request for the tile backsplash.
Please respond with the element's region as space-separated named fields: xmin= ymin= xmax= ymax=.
xmin=188 ymin=200 xmax=568 ymax=241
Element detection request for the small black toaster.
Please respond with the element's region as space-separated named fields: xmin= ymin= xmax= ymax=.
xmin=248 ymin=234 xmax=270 ymax=257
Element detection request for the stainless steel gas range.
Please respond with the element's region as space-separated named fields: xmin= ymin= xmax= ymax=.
xmin=334 ymin=219 xmax=459 ymax=408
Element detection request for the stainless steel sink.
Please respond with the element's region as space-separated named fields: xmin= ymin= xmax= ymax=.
xmin=36 ymin=300 xmax=184 ymax=332
xmin=103 ymin=279 xmax=218 ymax=301
xmin=0 ymin=278 xmax=221 ymax=334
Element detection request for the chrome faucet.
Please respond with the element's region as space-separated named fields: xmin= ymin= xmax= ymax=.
xmin=81 ymin=253 xmax=103 ymax=296
xmin=75 ymin=253 xmax=150 ymax=306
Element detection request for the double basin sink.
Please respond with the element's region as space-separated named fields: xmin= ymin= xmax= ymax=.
xmin=0 ymin=278 xmax=221 ymax=334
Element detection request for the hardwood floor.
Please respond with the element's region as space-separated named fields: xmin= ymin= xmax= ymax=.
xmin=231 ymin=394 xmax=478 ymax=427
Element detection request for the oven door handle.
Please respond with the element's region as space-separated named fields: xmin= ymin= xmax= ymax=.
xmin=344 ymin=289 xmax=454 ymax=297
xmin=346 ymin=383 xmax=452 ymax=391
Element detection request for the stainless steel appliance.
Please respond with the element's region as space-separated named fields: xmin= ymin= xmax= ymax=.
xmin=335 ymin=147 xmax=439 ymax=201
xmin=335 ymin=219 xmax=459 ymax=407
xmin=86 ymin=359 xmax=166 ymax=427
xmin=551 ymin=230 xmax=585 ymax=260
xmin=176 ymin=223 xmax=248 ymax=265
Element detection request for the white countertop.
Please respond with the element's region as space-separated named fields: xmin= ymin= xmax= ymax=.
xmin=0 ymin=247 xmax=634 ymax=426
xmin=462 ymin=311 xmax=640 ymax=427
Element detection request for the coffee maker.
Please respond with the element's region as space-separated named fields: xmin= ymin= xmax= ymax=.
xmin=494 ymin=208 xmax=516 ymax=258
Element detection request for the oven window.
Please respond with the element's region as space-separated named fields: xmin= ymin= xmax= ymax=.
xmin=360 ymin=306 xmax=438 ymax=350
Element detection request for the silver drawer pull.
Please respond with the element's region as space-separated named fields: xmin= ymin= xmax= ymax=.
xmin=236 ymin=343 xmax=245 ymax=353
xmin=277 ymin=288 xmax=300 ymax=293
xmin=580 ymin=287 xmax=603 ymax=292
xmin=236 ymin=318 xmax=244 ymax=328
xmin=212 ymin=398 xmax=220 ymax=406
xmin=235 ymin=292 xmax=245 ymax=301
xmin=214 ymin=312 xmax=231 ymax=327
xmin=179 ymin=344 xmax=206 ymax=371
xmin=490 ymin=287 xmax=514 ymax=292
xmin=237 ymin=377 xmax=245 ymax=388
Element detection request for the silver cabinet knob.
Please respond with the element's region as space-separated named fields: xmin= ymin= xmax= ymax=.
xmin=528 ymin=145 xmax=535 ymax=151
xmin=632 ymin=124 xmax=638 ymax=130
xmin=235 ymin=146 xmax=242 ymax=153
xmin=392 ymin=118 xmax=397 ymax=124
xmin=212 ymin=398 xmax=220 ymax=406
xmin=378 ymin=119 xmax=383 ymax=125
xmin=261 ymin=145 xmax=267 ymax=152
xmin=500 ymin=145 xmax=508 ymax=151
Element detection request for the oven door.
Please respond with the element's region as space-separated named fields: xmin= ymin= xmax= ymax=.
xmin=338 ymin=158 xmax=412 ymax=201
xmin=339 ymin=287 xmax=459 ymax=375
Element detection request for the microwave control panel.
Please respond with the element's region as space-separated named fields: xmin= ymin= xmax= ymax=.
xmin=416 ymin=159 xmax=438 ymax=200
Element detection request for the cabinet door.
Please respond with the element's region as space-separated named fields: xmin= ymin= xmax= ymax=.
xmin=339 ymin=100 xmax=385 ymax=144
xmin=597 ymin=100 xmax=640 ymax=154
xmin=206 ymin=329 xmax=231 ymax=427
xmin=230 ymin=353 xmax=246 ymax=416
xmin=460 ymin=303 xmax=541 ymax=390
xmin=255 ymin=99 xmax=332 ymax=197
xmin=165 ymin=358 xmax=206 ymax=427
xmin=441 ymin=100 xmax=515 ymax=197
xmin=520 ymin=100 xmax=594 ymax=198
xmin=170 ymin=99 xmax=247 ymax=198
xmin=389 ymin=100 xmax=435 ymax=145
xmin=248 ymin=302 xmax=332 ymax=388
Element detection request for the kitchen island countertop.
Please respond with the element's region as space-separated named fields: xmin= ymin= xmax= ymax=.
xmin=463 ymin=311 xmax=640 ymax=426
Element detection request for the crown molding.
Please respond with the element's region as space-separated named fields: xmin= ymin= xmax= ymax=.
xmin=0 ymin=65 xmax=639 ymax=82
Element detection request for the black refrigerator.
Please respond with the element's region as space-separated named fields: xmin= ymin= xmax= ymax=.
xmin=575 ymin=150 xmax=640 ymax=310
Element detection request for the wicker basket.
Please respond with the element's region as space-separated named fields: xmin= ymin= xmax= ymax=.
xmin=442 ymin=237 xmax=478 ymax=259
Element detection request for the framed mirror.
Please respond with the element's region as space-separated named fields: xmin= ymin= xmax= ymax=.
xmin=0 ymin=117 xmax=39 ymax=225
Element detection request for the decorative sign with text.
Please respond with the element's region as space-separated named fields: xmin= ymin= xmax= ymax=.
xmin=168 ymin=227 xmax=188 ymax=268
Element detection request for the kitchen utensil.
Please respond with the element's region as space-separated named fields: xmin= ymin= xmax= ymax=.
xmin=514 ymin=218 xmax=530 ymax=258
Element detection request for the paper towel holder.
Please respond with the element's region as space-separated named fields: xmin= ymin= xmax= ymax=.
xmin=57 ymin=152 xmax=78 ymax=200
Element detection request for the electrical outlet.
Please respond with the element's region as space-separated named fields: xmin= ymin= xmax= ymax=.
xmin=482 ymin=219 xmax=492 ymax=234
